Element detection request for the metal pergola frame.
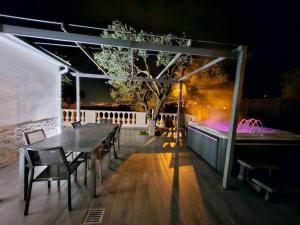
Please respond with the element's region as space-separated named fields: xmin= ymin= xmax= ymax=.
xmin=0 ymin=14 xmax=247 ymax=189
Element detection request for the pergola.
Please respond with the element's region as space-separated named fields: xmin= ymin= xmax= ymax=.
xmin=0 ymin=14 xmax=247 ymax=189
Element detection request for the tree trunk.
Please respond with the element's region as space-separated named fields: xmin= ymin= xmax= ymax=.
xmin=139 ymin=101 xmax=151 ymax=119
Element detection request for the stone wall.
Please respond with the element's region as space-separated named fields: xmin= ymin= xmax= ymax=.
xmin=0 ymin=118 xmax=58 ymax=168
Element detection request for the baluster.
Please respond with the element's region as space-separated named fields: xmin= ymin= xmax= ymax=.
xmin=120 ymin=113 xmax=124 ymax=124
xmin=65 ymin=111 xmax=69 ymax=123
xmin=70 ymin=111 xmax=73 ymax=123
xmin=117 ymin=113 xmax=120 ymax=124
xmin=62 ymin=110 xmax=66 ymax=123
xmin=97 ymin=112 xmax=100 ymax=123
xmin=134 ymin=113 xmax=136 ymax=124
xmin=68 ymin=111 xmax=72 ymax=123
xmin=124 ymin=113 xmax=128 ymax=124
xmin=100 ymin=112 xmax=103 ymax=121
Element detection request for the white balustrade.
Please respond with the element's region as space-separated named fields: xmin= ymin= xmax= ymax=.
xmin=156 ymin=113 xmax=177 ymax=128
xmin=62 ymin=109 xmax=147 ymax=128
xmin=61 ymin=109 xmax=195 ymax=128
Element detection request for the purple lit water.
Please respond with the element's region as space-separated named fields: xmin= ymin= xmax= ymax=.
xmin=203 ymin=121 xmax=278 ymax=134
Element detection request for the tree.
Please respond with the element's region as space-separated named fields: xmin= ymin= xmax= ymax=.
xmin=280 ymin=67 xmax=300 ymax=100
xmin=279 ymin=67 xmax=300 ymax=120
xmin=93 ymin=21 xmax=191 ymax=120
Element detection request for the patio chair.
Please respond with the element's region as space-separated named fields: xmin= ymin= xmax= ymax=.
xmin=23 ymin=129 xmax=52 ymax=188
xmin=70 ymin=121 xmax=88 ymax=181
xmin=23 ymin=129 xmax=76 ymax=186
xmin=23 ymin=129 xmax=46 ymax=145
xmin=97 ymin=128 xmax=118 ymax=182
xmin=24 ymin=146 xmax=88 ymax=215
xmin=108 ymin=125 xmax=119 ymax=159
xmin=113 ymin=124 xmax=122 ymax=153
xmin=71 ymin=121 xmax=81 ymax=128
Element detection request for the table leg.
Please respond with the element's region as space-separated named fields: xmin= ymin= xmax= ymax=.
xmin=90 ymin=150 xmax=97 ymax=198
xmin=238 ymin=164 xmax=246 ymax=180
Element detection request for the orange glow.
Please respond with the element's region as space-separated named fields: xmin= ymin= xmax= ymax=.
xmin=184 ymin=83 xmax=234 ymax=123
xmin=162 ymin=142 xmax=176 ymax=148
xmin=171 ymin=83 xmax=187 ymax=98
xmin=171 ymin=60 xmax=234 ymax=124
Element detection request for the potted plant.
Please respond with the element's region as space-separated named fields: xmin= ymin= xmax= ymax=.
xmin=147 ymin=115 xmax=156 ymax=136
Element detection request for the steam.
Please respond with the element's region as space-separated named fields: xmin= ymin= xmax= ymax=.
xmin=173 ymin=59 xmax=234 ymax=126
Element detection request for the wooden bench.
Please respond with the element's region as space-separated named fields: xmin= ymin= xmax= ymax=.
xmin=252 ymin=176 xmax=300 ymax=201
xmin=237 ymin=159 xmax=278 ymax=181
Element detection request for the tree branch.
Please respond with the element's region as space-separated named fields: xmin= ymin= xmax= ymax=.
xmin=142 ymin=57 xmax=161 ymax=95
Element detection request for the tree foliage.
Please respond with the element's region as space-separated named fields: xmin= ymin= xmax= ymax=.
xmin=280 ymin=67 xmax=300 ymax=100
xmin=93 ymin=21 xmax=191 ymax=119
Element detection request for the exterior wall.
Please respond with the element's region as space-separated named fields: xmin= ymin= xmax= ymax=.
xmin=0 ymin=34 xmax=62 ymax=168
xmin=0 ymin=35 xmax=62 ymax=126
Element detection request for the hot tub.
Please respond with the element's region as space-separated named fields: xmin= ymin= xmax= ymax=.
xmin=187 ymin=121 xmax=300 ymax=173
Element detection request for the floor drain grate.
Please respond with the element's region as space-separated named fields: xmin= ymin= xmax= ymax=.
xmin=83 ymin=208 xmax=105 ymax=224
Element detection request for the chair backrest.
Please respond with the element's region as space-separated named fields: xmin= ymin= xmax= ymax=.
xmin=23 ymin=129 xmax=46 ymax=145
xmin=25 ymin=147 xmax=68 ymax=168
xmin=115 ymin=124 xmax=121 ymax=138
xmin=103 ymin=126 xmax=118 ymax=146
xmin=111 ymin=125 xmax=119 ymax=137
xmin=71 ymin=121 xmax=82 ymax=129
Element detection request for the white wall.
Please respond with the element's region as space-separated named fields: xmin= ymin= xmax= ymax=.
xmin=0 ymin=34 xmax=63 ymax=127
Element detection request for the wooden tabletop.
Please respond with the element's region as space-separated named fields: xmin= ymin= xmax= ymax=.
xmin=27 ymin=123 xmax=117 ymax=153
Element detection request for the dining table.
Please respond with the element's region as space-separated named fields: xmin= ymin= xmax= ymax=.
xmin=19 ymin=123 xmax=117 ymax=199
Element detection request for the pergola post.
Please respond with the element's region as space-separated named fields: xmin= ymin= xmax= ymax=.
xmin=76 ymin=75 xmax=80 ymax=122
xmin=58 ymin=66 xmax=68 ymax=133
xmin=176 ymin=81 xmax=183 ymax=144
xmin=222 ymin=46 xmax=247 ymax=189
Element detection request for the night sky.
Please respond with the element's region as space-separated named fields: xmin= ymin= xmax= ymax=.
xmin=1 ymin=0 xmax=300 ymax=101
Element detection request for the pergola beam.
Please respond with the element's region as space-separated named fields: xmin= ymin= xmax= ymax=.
xmin=70 ymin=72 xmax=177 ymax=84
xmin=61 ymin=24 xmax=106 ymax=74
xmin=156 ymin=39 xmax=192 ymax=79
xmin=178 ymin=57 xmax=226 ymax=81
xmin=37 ymin=46 xmax=80 ymax=72
xmin=0 ymin=24 xmax=237 ymax=58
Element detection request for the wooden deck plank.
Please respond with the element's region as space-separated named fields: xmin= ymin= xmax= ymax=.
xmin=0 ymin=128 xmax=300 ymax=225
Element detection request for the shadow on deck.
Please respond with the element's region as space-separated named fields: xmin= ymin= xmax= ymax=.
xmin=0 ymin=128 xmax=300 ymax=225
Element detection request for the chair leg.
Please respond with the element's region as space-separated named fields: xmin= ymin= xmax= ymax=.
xmin=113 ymin=141 xmax=117 ymax=159
xmin=99 ymin=159 xmax=103 ymax=183
xmin=24 ymin=170 xmax=34 ymax=216
xmin=118 ymin=136 xmax=120 ymax=152
xmin=108 ymin=149 xmax=112 ymax=168
xmin=57 ymin=166 xmax=60 ymax=188
xmin=48 ymin=181 xmax=51 ymax=189
xmin=74 ymin=169 xmax=77 ymax=183
xmin=67 ymin=175 xmax=72 ymax=211
xmin=84 ymin=154 xmax=88 ymax=186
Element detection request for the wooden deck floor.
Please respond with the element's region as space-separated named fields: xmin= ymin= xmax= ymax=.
xmin=1 ymin=128 xmax=300 ymax=225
